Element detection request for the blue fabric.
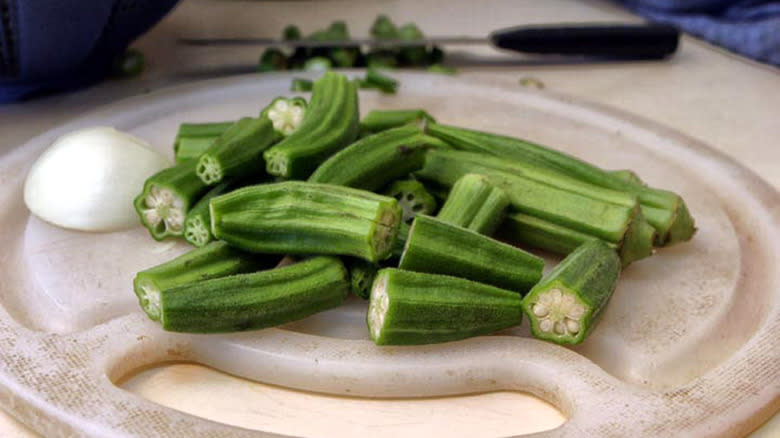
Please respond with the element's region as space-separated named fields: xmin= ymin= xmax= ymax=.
xmin=623 ymin=0 xmax=780 ymax=66
xmin=0 ymin=0 xmax=179 ymax=103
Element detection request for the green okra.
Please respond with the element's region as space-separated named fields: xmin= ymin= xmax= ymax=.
xmin=345 ymin=257 xmax=379 ymax=299
xmin=173 ymin=121 xmax=234 ymax=164
xmin=367 ymin=269 xmax=525 ymax=345
xmin=257 ymin=48 xmax=288 ymax=72
xmin=426 ymin=123 xmax=695 ymax=246
xmin=260 ymin=96 xmax=308 ymax=136
xmin=196 ymin=117 xmax=279 ymax=185
xmin=397 ymin=23 xmax=427 ymax=66
xmin=290 ymin=78 xmax=314 ymax=92
xmin=522 ymin=240 xmax=621 ymax=345
xmin=391 ymin=221 xmax=411 ymax=258
xmin=308 ymin=125 xmax=448 ymax=191
xmin=399 ymin=215 xmax=544 ymax=293
xmin=383 ymin=179 xmax=438 ymax=224
xmin=361 ymin=67 xmax=398 ymax=94
xmin=609 ymin=169 xmax=645 ymax=186
xmin=159 ymin=256 xmax=350 ymax=333
xmin=370 ymin=15 xmax=399 ymax=40
xmin=210 ymin=181 xmax=401 ymax=262
xmin=359 ymin=109 xmax=436 ymax=134
xmin=134 ymin=241 xmax=279 ymax=322
xmin=135 ymin=160 xmax=210 ymax=240
xmin=264 ymin=72 xmax=360 ymax=179
xmin=437 ymin=173 xmax=509 ymax=235
xmin=415 ymin=149 xmax=655 ymax=265
xmin=304 ymin=56 xmax=333 ymax=72
xmin=183 ymin=180 xmax=234 ymax=247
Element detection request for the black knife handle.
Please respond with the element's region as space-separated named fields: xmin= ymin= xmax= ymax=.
xmin=489 ymin=24 xmax=679 ymax=59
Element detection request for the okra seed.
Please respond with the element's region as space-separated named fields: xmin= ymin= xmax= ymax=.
xmin=566 ymin=319 xmax=580 ymax=333
xmin=539 ymin=319 xmax=553 ymax=332
xmin=142 ymin=186 xmax=185 ymax=234
xmin=532 ymin=303 xmax=549 ymax=317
xmin=554 ymin=321 xmax=566 ymax=334
xmin=268 ymin=101 xmax=306 ymax=135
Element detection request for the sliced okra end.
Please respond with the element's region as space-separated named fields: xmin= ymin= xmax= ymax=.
xmin=134 ymin=277 xmax=163 ymax=322
xmin=135 ymin=184 xmax=186 ymax=240
xmin=196 ymin=155 xmax=224 ymax=185
xmin=263 ymin=97 xmax=307 ymax=136
xmin=367 ymin=272 xmax=390 ymax=342
xmin=184 ymin=216 xmax=212 ymax=247
xmin=263 ymin=149 xmax=290 ymax=178
xmin=522 ymin=285 xmax=590 ymax=345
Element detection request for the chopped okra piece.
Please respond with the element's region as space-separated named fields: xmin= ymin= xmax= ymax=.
xmin=437 ymin=173 xmax=509 ymax=235
xmin=183 ymin=180 xmax=233 ymax=247
xmin=360 ymin=109 xmax=437 ymax=134
xmin=290 ymin=78 xmax=314 ymax=92
xmin=304 ymin=56 xmax=332 ymax=72
xmin=397 ymin=23 xmax=427 ymax=66
xmin=370 ymin=15 xmax=399 ymax=40
xmin=345 ymin=257 xmax=379 ymax=299
xmin=134 ymin=159 xmax=210 ymax=241
xmin=367 ymin=269 xmax=525 ymax=345
xmin=173 ymin=121 xmax=234 ymax=164
xmin=134 ymin=241 xmax=278 ymax=321
xmin=260 ymin=96 xmax=308 ymax=136
xmin=361 ymin=67 xmax=399 ymax=94
xmin=522 ymin=240 xmax=621 ymax=345
xmin=283 ymin=25 xmax=302 ymax=41
xmin=257 ymin=48 xmax=288 ymax=72
xmin=383 ymin=179 xmax=438 ymax=224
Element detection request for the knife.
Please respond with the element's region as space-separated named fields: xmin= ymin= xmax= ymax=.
xmin=179 ymin=24 xmax=680 ymax=60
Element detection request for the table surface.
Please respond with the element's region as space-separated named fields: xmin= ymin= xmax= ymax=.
xmin=1 ymin=0 xmax=778 ymax=436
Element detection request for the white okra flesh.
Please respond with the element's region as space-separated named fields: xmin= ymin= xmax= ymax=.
xmin=140 ymin=185 xmax=185 ymax=235
xmin=267 ymin=99 xmax=306 ymax=135
xmin=529 ymin=288 xmax=588 ymax=336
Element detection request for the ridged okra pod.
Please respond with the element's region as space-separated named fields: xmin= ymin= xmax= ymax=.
xmin=260 ymin=96 xmax=308 ymax=136
xmin=183 ymin=180 xmax=234 ymax=247
xmin=134 ymin=241 xmax=279 ymax=322
xmin=173 ymin=121 xmax=234 ymax=163
xmin=210 ymin=181 xmax=401 ymax=262
xmin=134 ymin=159 xmax=210 ymax=240
xmin=383 ymin=179 xmax=438 ymax=224
xmin=521 ymin=240 xmax=621 ymax=345
xmin=345 ymin=257 xmax=379 ymax=299
xmin=415 ymin=149 xmax=654 ymax=265
xmin=264 ymin=72 xmax=360 ymax=179
xmin=359 ymin=109 xmax=436 ymax=135
xmin=399 ymin=215 xmax=543 ymax=293
xmin=308 ymin=125 xmax=449 ymax=191
xmin=196 ymin=117 xmax=279 ymax=185
xmin=367 ymin=269 xmax=525 ymax=345
xmin=426 ymin=123 xmax=694 ymax=246
xmin=159 ymin=256 xmax=350 ymax=333
xmin=437 ymin=173 xmax=509 ymax=235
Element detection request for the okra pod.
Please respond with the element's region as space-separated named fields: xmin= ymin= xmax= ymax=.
xmin=522 ymin=240 xmax=621 ymax=345
xmin=397 ymin=23 xmax=427 ymax=66
xmin=361 ymin=67 xmax=399 ymax=94
xmin=609 ymin=169 xmax=646 ymax=186
xmin=415 ymin=149 xmax=655 ymax=264
xmin=391 ymin=221 xmax=411 ymax=258
xmin=345 ymin=257 xmax=379 ymax=299
xmin=400 ymin=215 xmax=543 ymax=293
xmin=290 ymin=78 xmax=313 ymax=92
xmin=259 ymin=97 xmax=308 ymax=136
xmin=308 ymin=125 xmax=448 ymax=191
xmin=196 ymin=117 xmax=279 ymax=185
xmin=183 ymin=180 xmax=234 ymax=247
xmin=210 ymin=181 xmax=401 ymax=262
xmin=426 ymin=123 xmax=695 ymax=246
xmin=367 ymin=269 xmax=525 ymax=345
xmin=370 ymin=15 xmax=399 ymax=40
xmin=383 ymin=179 xmax=438 ymax=224
xmin=173 ymin=121 xmax=234 ymax=164
xmin=264 ymin=72 xmax=360 ymax=179
xmin=159 ymin=256 xmax=350 ymax=333
xmin=134 ymin=159 xmax=210 ymax=240
xmin=437 ymin=173 xmax=509 ymax=235
xmin=359 ymin=109 xmax=436 ymax=134
xmin=134 ymin=241 xmax=278 ymax=322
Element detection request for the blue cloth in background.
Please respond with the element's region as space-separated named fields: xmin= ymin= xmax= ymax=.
xmin=0 ymin=0 xmax=179 ymax=103
xmin=623 ymin=0 xmax=780 ymax=66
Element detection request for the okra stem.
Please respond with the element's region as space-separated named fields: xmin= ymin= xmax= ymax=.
xmin=521 ymin=240 xmax=621 ymax=345
xmin=210 ymin=181 xmax=401 ymax=262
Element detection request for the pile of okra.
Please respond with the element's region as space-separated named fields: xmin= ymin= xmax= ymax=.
xmin=133 ymin=71 xmax=695 ymax=346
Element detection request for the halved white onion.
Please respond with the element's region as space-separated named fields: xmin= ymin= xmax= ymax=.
xmin=24 ymin=126 xmax=170 ymax=231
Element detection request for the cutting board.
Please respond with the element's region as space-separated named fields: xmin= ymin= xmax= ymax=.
xmin=0 ymin=72 xmax=777 ymax=437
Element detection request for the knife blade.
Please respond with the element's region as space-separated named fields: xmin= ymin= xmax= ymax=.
xmin=179 ymin=24 xmax=680 ymax=60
